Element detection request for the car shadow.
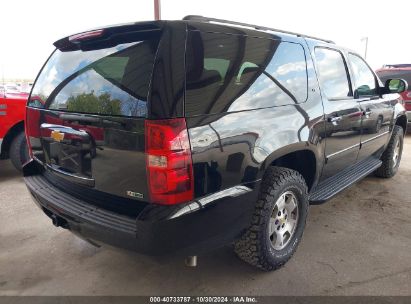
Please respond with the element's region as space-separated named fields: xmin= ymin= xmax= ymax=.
xmin=81 ymin=242 xmax=275 ymax=293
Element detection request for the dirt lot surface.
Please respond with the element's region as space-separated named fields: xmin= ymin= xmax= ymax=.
xmin=1 ymin=136 xmax=411 ymax=296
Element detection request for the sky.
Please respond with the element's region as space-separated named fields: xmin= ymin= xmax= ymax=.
xmin=0 ymin=0 xmax=410 ymax=80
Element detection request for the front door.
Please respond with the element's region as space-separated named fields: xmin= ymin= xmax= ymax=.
xmin=347 ymin=53 xmax=394 ymax=162
xmin=314 ymin=47 xmax=362 ymax=181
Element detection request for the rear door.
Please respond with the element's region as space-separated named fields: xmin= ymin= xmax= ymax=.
xmin=27 ymin=26 xmax=162 ymax=202
xmin=314 ymin=47 xmax=362 ymax=181
xmin=347 ymin=53 xmax=394 ymax=161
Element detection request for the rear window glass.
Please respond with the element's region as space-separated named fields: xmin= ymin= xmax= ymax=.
xmin=29 ymin=32 xmax=161 ymax=117
xmin=185 ymin=31 xmax=308 ymax=116
xmin=315 ymin=48 xmax=351 ymax=100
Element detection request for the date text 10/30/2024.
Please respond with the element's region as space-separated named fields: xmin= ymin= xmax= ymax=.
xmin=149 ymin=297 xmax=258 ymax=303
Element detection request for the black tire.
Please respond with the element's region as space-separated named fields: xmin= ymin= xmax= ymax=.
xmin=234 ymin=167 xmax=309 ymax=271
xmin=9 ymin=132 xmax=29 ymax=172
xmin=375 ymin=125 xmax=404 ymax=178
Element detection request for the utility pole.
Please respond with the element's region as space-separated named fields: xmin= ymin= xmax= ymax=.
xmin=361 ymin=37 xmax=368 ymax=60
xmin=154 ymin=0 xmax=161 ymax=20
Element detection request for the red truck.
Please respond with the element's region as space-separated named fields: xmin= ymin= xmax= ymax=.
xmin=0 ymin=91 xmax=29 ymax=170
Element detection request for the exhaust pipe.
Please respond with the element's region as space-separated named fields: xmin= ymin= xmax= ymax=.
xmin=185 ymin=256 xmax=197 ymax=267
xmin=51 ymin=214 xmax=68 ymax=229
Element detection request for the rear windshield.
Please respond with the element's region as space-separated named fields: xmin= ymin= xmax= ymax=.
xmin=29 ymin=32 xmax=161 ymax=117
xmin=185 ymin=31 xmax=308 ymax=116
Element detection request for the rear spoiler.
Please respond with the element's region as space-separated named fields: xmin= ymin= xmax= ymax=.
xmin=53 ymin=22 xmax=163 ymax=51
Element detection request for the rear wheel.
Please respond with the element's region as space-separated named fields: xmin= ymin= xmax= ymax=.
xmin=10 ymin=132 xmax=29 ymax=172
xmin=234 ymin=167 xmax=309 ymax=271
xmin=375 ymin=125 xmax=403 ymax=178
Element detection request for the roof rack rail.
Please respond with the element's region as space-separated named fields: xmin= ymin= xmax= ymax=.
xmin=182 ymin=15 xmax=335 ymax=44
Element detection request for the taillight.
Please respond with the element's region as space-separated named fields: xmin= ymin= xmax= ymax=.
xmin=145 ymin=118 xmax=194 ymax=205
xmin=25 ymin=107 xmax=40 ymax=159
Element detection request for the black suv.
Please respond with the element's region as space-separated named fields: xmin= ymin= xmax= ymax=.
xmin=24 ymin=16 xmax=408 ymax=271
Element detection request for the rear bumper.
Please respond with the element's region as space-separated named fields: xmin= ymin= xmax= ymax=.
xmin=24 ymin=171 xmax=259 ymax=256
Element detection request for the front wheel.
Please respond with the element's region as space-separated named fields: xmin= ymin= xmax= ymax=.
xmin=234 ymin=167 xmax=309 ymax=271
xmin=375 ymin=125 xmax=404 ymax=178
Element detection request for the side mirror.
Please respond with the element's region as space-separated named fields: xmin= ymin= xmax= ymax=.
xmin=385 ymin=79 xmax=408 ymax=93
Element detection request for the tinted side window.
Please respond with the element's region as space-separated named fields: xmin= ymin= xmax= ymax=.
xmin=348 ymin=54 xmax=377 ymax=96
xmin=185 ymin=31 xmax=308 ymax=116
xmin=315 ymin=48 xmax=351 ymax=100
xmin=30 ymin=33 xmax=161 ymax=117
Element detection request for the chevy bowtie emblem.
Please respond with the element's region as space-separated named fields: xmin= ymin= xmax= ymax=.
xmin=51 ymin=130 xmax=64 ymax=142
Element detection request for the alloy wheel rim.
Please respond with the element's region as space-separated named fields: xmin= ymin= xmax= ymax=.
xmin=393 ymin=139 xmax=401 ymax=167
xmin=268 ymin=191 xmax=299 ymax=250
